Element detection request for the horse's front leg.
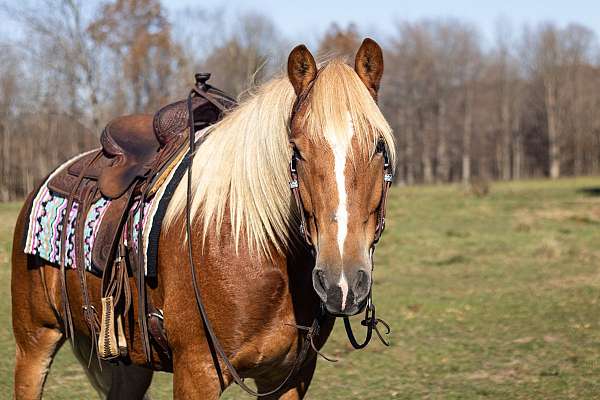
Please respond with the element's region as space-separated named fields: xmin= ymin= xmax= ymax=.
xmin=172 ymin=347 xmax=232 ymax=399
xmin=254 ymin=356 xmax=318 ymax=400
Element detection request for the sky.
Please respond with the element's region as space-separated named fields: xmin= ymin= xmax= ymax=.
xmin=167 ymin=0 xmax=600 ymax=46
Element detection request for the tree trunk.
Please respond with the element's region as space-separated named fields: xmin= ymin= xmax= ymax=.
xmin=421 ymin=110 xmax=434 ymax=184
xmin=436 ymin=99 xmax=450 ymax=183
xmin=573 ymin=69 xmax=584 ymax=176
xmin=462 ymin=88 xmax=473 ymax=184
xmin=501 ymin=80 xmax=512 ymax=180
xmin=423 ymin=151 xmax=434 ymax=184
xmin=512 ymin=112 xmax=522 ymax=181
xmin=512 ymin=134 xmax=522 ymax=181
xmin=545 ymin=76 xmax=560 ymax=179
xmin=0 ymin=124 xmax=9 ymax=201
xmin=405 ymin=111 xmax=415 ymax=185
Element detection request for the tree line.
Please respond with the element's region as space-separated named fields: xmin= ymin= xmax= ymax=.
xmin=1 ymin=0 xmax=599 ymax=200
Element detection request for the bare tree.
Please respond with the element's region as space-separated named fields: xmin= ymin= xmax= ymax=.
xmin=88 ymin=0 xmax=183 ymax=113
xmin=3 ymin=7 xmax=600 ymax=199
xmin=318 ymin=23 xmax=361 ymax=59
xmin=201 ymin=12 xmax=287 ymax=97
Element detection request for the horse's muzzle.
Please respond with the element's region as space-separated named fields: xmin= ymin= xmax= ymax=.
xmin=312 ymin=267 xmax=371 ymax=316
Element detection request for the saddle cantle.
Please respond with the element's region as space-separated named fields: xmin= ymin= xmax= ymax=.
xmin=99 ymin=114 xmax=158 ymax=199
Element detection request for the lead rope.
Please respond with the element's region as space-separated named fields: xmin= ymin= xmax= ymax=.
xmin=343 ymin=300 xmax=391 ymax=349
xmin=184 ymin=80 xmax=323 ymax=397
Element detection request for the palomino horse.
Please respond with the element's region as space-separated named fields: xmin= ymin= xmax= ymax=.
xmin=12 ymin=39 xmax=395 ymax=399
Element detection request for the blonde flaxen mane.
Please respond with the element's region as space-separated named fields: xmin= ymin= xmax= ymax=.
xmin=163 ymin=59 xmax=396 ymax=257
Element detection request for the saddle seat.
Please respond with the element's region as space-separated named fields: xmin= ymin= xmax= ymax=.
xmin=99 ymin=114 xmax=159 ymax=199
xmin=49 ymin=84 xmax=236 ymax=202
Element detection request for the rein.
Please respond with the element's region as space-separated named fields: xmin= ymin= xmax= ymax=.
xmin=184 ymin=77 xmax=326 ymax=397
xmin=183 ymin=74 xmax=392 ymax=396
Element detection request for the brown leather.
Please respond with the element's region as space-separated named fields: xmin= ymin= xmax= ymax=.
xmin=68 ymin=153 xmax=113 ymax=181
xmin=48 ymin=115 xmax=158 ymax=201
xmin=43 ymin=74 xmax=237 ymax=364
xmin=99 ymin=115 xmax=159 ymax=199
xmin=147 ymin=305 xmax=170 ymax=358
xmin=153 ymin=97 xmax=219 ymax=146
xmin=49 ymin=78 xmax=236 ymax=202
xmin=92 ymin=186 xmax=135 ymax=272
xmin=46 ymin=92 xmax=232 ymax=271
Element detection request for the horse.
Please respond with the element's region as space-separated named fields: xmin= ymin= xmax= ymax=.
xmin=11 ymin=38 xmax=396 ymax=399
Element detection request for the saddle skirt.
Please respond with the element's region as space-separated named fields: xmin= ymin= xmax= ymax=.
xmin=25 ymin=152 xmax=158 ymax=276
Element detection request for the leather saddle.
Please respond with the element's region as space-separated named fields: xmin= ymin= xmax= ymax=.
xmin=49 ymin=74 xmax=236 ymax=201
xmin=43 ymin=73 xmax=236 ymax=364
xmin=47 ymin=74 xmax=237 ymax=273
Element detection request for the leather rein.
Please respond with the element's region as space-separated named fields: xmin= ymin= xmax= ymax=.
xmin=183 ymin=77 xmax=392 ymax=397
xmin=184 ymin=81 xmax=327 ymax=397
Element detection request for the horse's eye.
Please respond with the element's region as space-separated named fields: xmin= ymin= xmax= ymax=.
xmin=376 ymin=140 xmax=385 ymax=154
xmin=292 ymin=145 xmax=303 ymax=160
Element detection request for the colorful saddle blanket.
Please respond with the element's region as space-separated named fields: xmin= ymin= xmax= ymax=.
xmin=23 ymin=145 xmax=191 ymax=277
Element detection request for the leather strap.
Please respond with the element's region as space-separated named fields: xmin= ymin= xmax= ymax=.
xmin=135 ymin=185 xmax=153 ymax=363
xmin=58 ymin=150 xmax=103 ymax=343
xmin=135 ymin=145 xmax=175 ymax=365
xmin=343 ymin=296 xmax=391 ymax=349
xmin=184 ymin=84 xmax=322 ymax=396
xmin=147 ymin=305 xmax=170 ymax=357
xmin=75 ymin=183 xmax=102 ymax=366
xmin=289 ymin=156 xmax=313 ymax=248
xmin=288 ymin=89 xmax=394 ymax=351
xmin=191 ymin=73 xmax=236 ymax=113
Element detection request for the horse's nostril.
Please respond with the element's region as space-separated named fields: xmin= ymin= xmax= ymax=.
xmin=312 ymin=269 xmax=328 ymax=298
xmin=354 ymin=269 xmax=370 ymax=292
xmin=317 ymin=269 xmax=328 ymax=290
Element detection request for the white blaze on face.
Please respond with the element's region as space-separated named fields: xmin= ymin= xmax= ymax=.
xmin=325 ymin=112 xmax=354 ymax=310
xmin=339 ymin=271 xmax=349 ymax=310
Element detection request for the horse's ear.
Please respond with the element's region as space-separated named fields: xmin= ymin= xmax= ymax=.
xmin=355 ymin=38 xmax=384 ymax=99
xmin=287 ymin=45 xmax=317 ymax=96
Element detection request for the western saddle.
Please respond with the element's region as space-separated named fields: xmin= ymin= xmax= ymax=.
xmin=46 ymin=73 xmax=236 ymax=366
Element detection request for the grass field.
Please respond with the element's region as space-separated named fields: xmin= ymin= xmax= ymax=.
xmin=2 ymin=177 xmax=600 ymax=399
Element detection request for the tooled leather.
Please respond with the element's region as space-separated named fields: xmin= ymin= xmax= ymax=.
xmin=153 ymin=97 xmax=205 ymax=146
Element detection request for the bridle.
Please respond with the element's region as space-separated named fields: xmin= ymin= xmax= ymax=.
xmin=183 ymin=75 xmax=392 ymax=397
xmin=289 ymin=138 xmax=393 ymax=248
xmin=287 ymin=71 xmax=394 ymax=350
xmin=288 ymin=130 xmax=393 ymax=350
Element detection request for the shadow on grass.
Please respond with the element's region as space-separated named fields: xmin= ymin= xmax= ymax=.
xmin=577 ymin=187 xmax=600 ymax=197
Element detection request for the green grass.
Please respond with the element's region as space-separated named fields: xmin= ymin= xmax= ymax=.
xmin=2 ymin=177 xmax=600 ymax=399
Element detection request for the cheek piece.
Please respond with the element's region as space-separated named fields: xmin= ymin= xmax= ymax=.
xmin=288 ymin=138 xmax=393 ymax=349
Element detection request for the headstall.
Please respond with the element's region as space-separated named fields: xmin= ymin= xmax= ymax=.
xmin=287 ymin=71 xmax=393 ymax=349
